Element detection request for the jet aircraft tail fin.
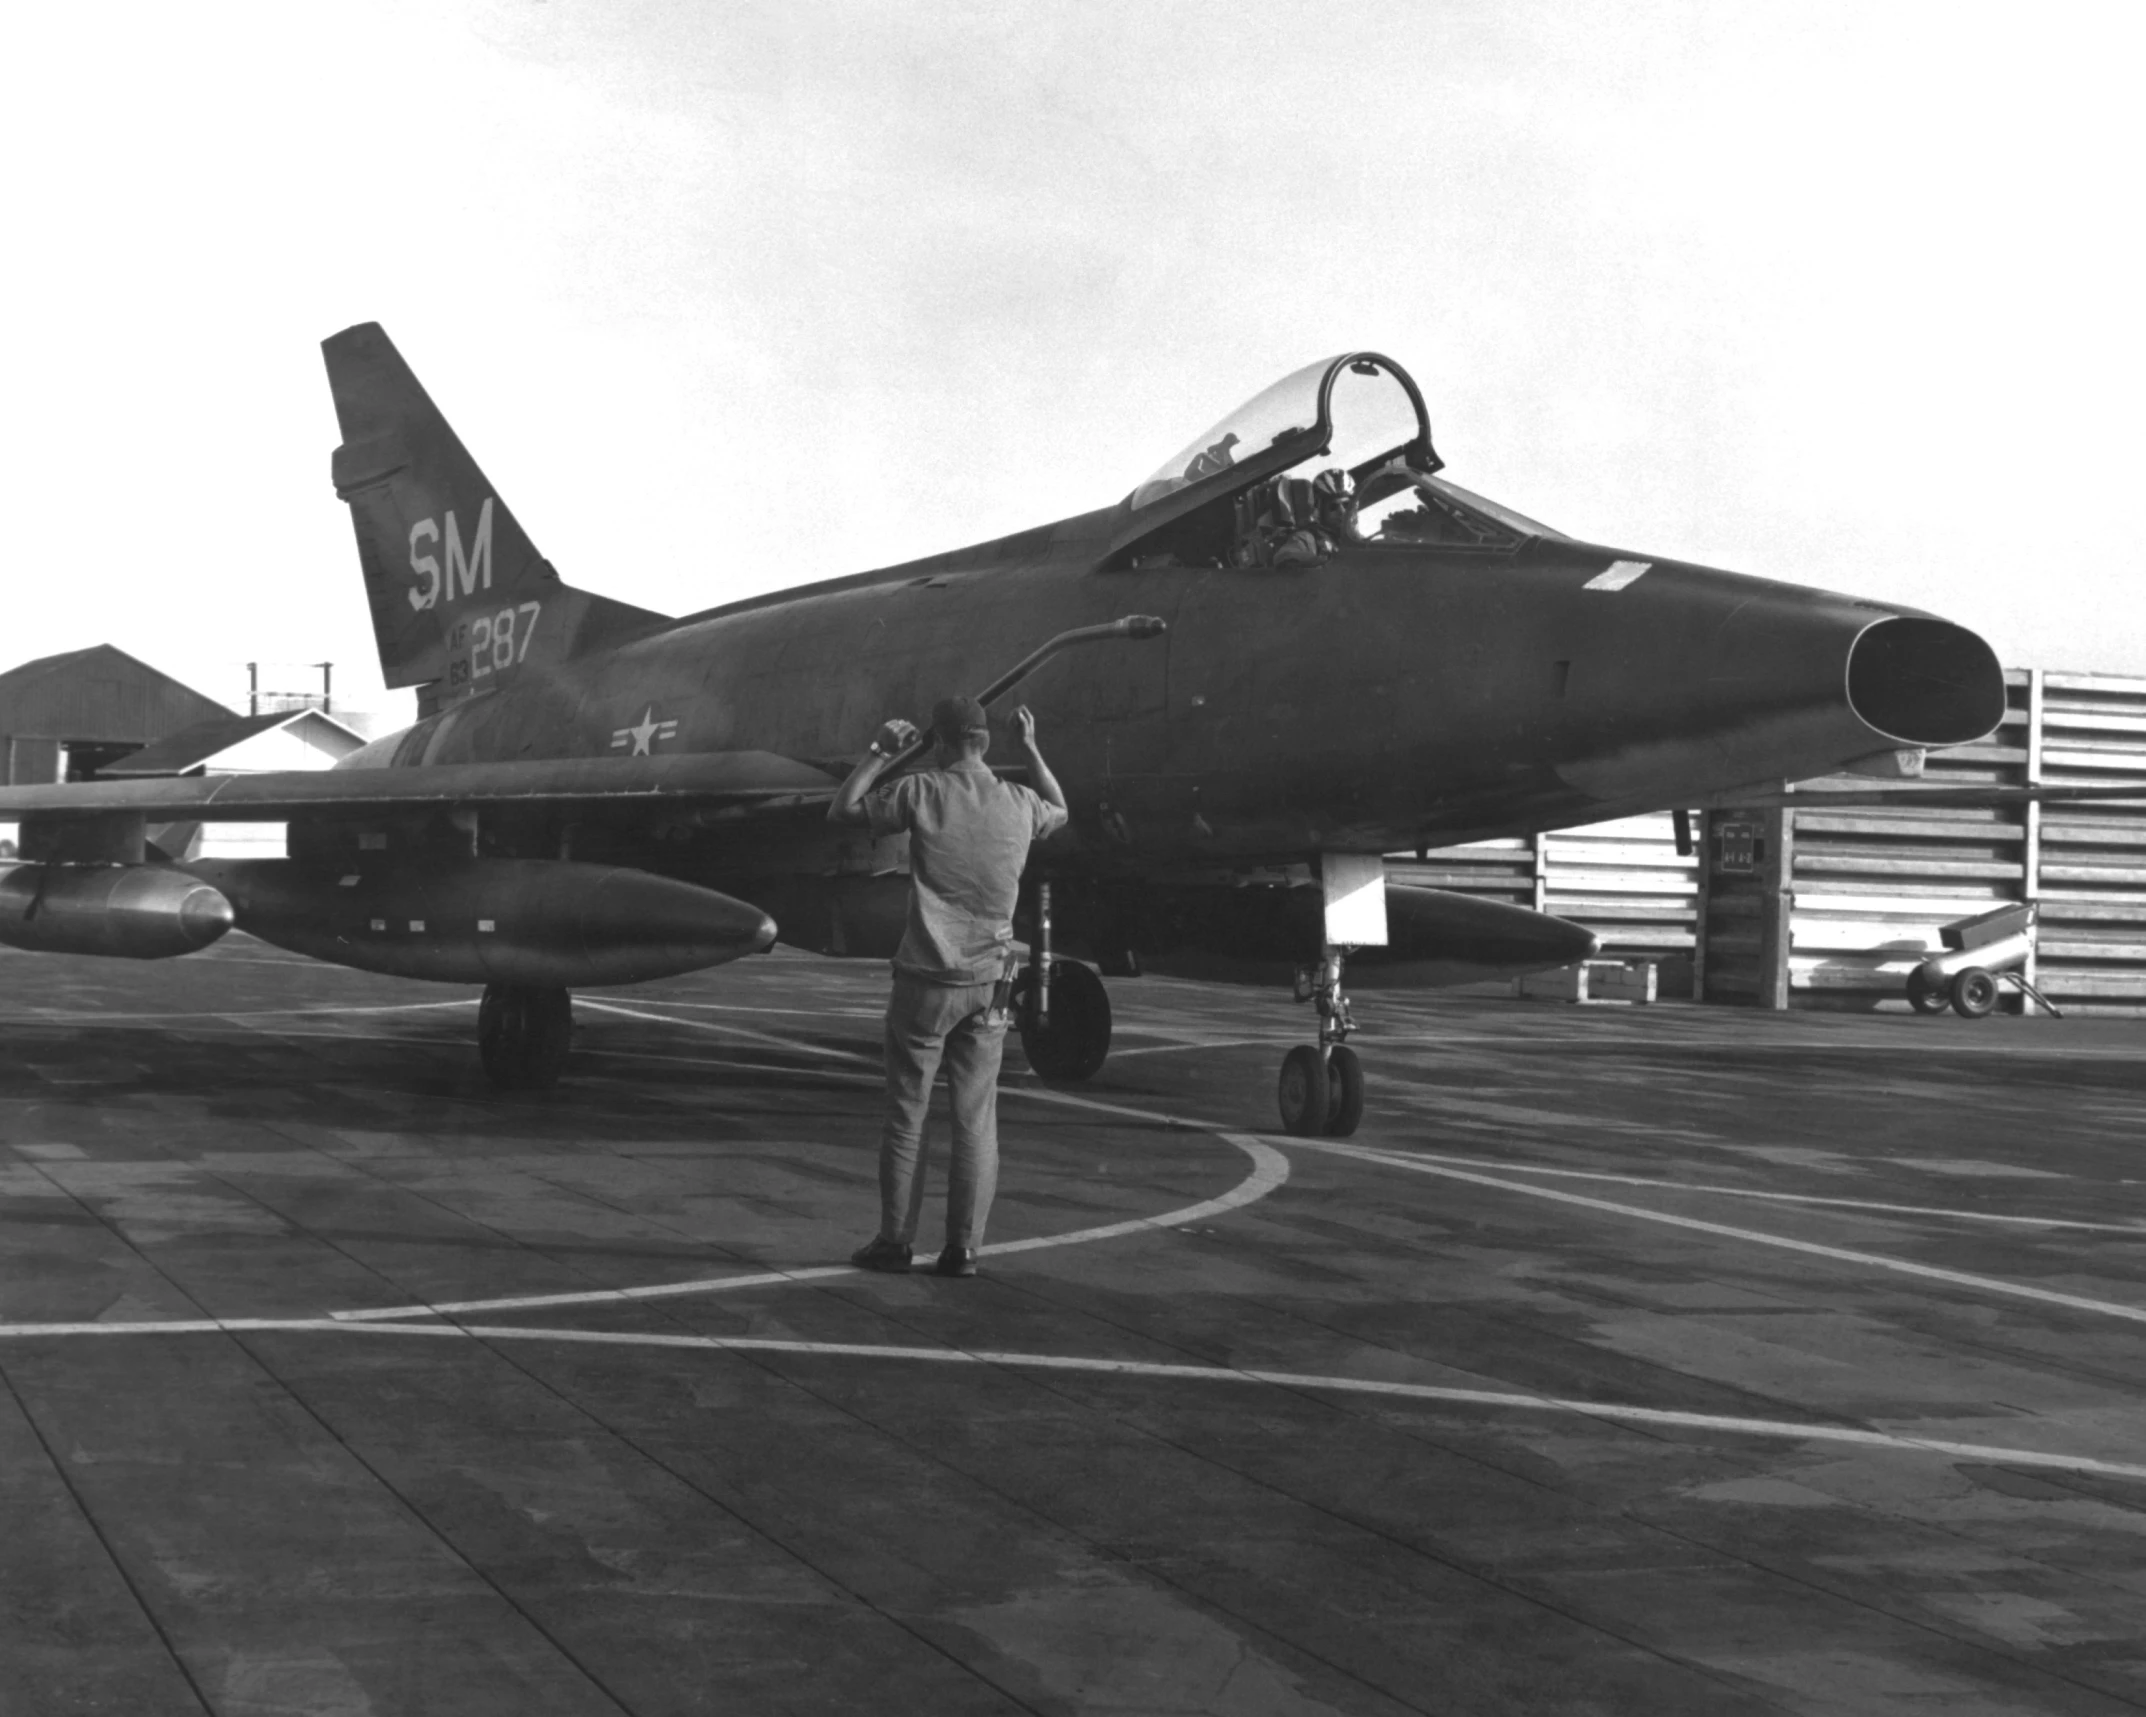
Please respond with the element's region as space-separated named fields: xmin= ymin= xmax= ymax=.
xmin=323 ymin=322 xmax=666 ymax=701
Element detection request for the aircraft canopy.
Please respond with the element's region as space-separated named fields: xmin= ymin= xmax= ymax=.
xmin=1130 ymin=353 xmax=1433 ymax=511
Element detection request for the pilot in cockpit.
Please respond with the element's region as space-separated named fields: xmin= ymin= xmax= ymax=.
xmin=1267 ymin=468 xmax=1359 ymax=567
xmin=1312 ymin=468 xmax=1359 ymax=541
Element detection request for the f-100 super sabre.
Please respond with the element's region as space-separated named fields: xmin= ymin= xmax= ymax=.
xmin=0 ymin=327 xmax=2041 ymax=1133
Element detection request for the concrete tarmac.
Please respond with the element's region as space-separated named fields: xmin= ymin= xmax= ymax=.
xmin=4 ymin=939 xmax=2146 ymax=1715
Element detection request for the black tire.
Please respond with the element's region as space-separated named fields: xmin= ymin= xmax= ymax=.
xmin=1278 ymin=1044 xmax=1331 ymax=1136
xmin=1905 ymin=967 xmax=1951 ymax=1015
xmin=1016 ymin=960 xmax=1111 ymax=1082
xmin=1951 ymin=966 xmax=2000 ymax=1019
xmin=479 ymin=983 xmax=573 ymax=1089
xmin=1325 ymin=1044 xmax=1365 ymax=1137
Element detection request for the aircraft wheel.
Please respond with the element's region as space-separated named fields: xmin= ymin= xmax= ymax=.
xmin=1950 ymin=966 xmax=2000 ymax=1019
xmin=1325 ymin=1044 xmax=1365 ymax=1137
xmin=1905 ymin=968 xmax=1951 ymax=1014
xmin=1017 ymin=960 xmax=1111 ymax=1082
xmin=479 ymin=983 xmax=574 ymax=1089
xmin=1277 ymin=1045 xmax=1331 ymax=1136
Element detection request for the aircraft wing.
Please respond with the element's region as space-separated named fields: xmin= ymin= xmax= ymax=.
xmin=0 ymin=752 xmax=843 ymax=821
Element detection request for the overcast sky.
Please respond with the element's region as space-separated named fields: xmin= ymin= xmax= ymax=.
xmin=3 ymin=0 xmax=2141 ymax=727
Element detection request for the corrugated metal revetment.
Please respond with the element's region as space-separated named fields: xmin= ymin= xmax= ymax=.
xmin=1411 ymin=668 xmax=2146 ymax=1015
xmin=1733 ymin=669 xmax=2146 ymax=1015
xmin=2036 ymin=671 xmax=2146 ymax=1013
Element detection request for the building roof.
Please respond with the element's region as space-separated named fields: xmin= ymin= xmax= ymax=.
xmin=102 ymin=707 xmax=368 ymax=777
xmin=0 ymin=643 xmax=194 ymax=695
xmin=0 ymin=645 xmax=234 ymax=747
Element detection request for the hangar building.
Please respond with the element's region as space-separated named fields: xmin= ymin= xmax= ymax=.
xmin=0 ymin=650 xmax=365 ymax=860
xmin=0 ymin=645 xmax=231 ymax=785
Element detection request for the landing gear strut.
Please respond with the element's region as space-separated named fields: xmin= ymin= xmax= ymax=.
xmin=479 ymin=983 xmax=573 ymax=1090
xmin=1014 ymin=881 xmax=1112 ymax=1081
xmin=1278 ymin=945 xmax=1364 ymax=1137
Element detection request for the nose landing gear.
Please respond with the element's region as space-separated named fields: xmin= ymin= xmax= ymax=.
xmin=1277 ymin=945 xmax=1364 ymax=1136
xmin=1013 ymin=877 xmax=1112 ymax=1082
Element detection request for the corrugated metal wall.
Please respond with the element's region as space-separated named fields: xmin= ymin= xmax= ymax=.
xmin=1415 ymin=668 xmax=2146 ymax=1015
xmin=1763 ymin=669 xmax=2146 ymax=1014
xmin=1775 ymin=674 xmax=2030 ymax=1009
xmin=2035 ymin=671 xmax=2146 ymax=1013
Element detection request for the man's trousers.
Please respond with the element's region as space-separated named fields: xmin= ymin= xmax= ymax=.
xmin=878 ymin=971 xmax=1008 ymax=1249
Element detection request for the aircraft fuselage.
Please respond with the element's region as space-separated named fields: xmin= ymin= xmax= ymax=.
xmin=350 ymin=521 xmax=1998 ymax=889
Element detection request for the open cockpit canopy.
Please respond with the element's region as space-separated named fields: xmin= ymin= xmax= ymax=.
xmin=1130 ymin=354 xmax=1431 ymax=509
xmin=1115 ymin=351 xmax=1558 ymax=567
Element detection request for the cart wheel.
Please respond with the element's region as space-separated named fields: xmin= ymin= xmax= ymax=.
xmin=1905 ymin=968 xmax=1951 ymax=1015
xmin=1951 ymin=966 xmax=2000 ymax=1019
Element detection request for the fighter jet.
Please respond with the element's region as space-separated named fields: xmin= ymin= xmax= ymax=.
xmin=0 ymin=327 xmax=2035 ymax=1134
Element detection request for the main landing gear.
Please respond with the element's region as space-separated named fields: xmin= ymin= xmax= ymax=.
xmin=1277 ymin=945 xmax=1364 ymax=1137
xmin=1016 ymin=961 xmax=1112 ymax=1080
xmin=479 ymin=982 xmax=573 ymax=1090
xmin=1014 ymin=879 xmax=1112 ymax=1081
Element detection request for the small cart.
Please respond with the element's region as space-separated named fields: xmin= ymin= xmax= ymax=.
xmin=1905 ymin=902 xmax=2060 ymax=1018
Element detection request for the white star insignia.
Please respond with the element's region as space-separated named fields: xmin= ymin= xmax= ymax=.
xmin=611 ymin=706 xmax=679 ymax=756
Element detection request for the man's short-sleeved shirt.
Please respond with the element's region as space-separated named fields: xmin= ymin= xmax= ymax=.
xmin=865 ymin=759 xmax=1067 ymax=984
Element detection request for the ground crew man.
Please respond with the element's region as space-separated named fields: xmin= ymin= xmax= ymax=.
xmin=828 ymin=696 xmax=1067 ymax=1277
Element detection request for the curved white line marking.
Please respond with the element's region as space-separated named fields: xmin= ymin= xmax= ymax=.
xmin=329 ymin=1137 xmax=1287 ymax=1322
xmin=3 ymin=1317 xmax=2138 ymax=1484
xmin=1293 ymin=1136 xmax=2146 ymax=1327
xmin=322 ymin=997 xmax=1290 ymax=1324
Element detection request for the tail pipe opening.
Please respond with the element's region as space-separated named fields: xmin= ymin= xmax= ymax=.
xmin=1847 ymin=618 xmax=2007 ymax=747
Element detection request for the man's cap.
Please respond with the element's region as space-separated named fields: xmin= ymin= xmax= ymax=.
xmin=931 ymin=695 xmax=990 ymax=739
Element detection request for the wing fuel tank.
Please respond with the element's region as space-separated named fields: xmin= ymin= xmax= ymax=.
xmin=0 ymin=864 xmax=235 ymax=959
xmin=1119 ymin=882 xmax=1596 ymax=989
xmin=188 ymin=859 xmax=776 ymax=986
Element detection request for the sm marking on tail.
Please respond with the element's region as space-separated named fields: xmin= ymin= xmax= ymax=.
xmin=407 ymin=498 xmax=495 ymax=612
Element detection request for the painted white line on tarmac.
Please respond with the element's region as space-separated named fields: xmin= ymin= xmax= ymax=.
xmin=0 ymin=1000 xmax=481 ymax=1025
xmin=3 ymin=1316 xmax=2139 ymax=1484
xmin=328 ymin=1136 xmax=1288 ymax=1321
xmin=606 ymin=998 xmax=885 ymax=1019
xmin=1348 ymin=1150 xmax=2146 ymax=1235
xmin=1293 ymin=1136 xmax=2146 ymax=1327
xmin=1106 ymin=1038 xmax=1279 ymax=1059
xmin=325 ymin=1007 xmax=1289 ymax=1322
xmin=1366 ymin=1032 xmax=2146 ymax=1062
xmin=580 ymin=997 xmax=877 ymax=1066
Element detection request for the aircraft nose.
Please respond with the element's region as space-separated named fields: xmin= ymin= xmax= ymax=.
xmin=1845 ymin=616 xmax=2007 ymax=746
xmin=1557 ymin=576 xmax=2009 ymax=806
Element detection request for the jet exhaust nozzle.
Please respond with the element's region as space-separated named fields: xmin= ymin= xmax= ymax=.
xmin=0 ymin=863 xmax=235 ymax=959
xmin=187 ymin=858 xmax=777 ymax=986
